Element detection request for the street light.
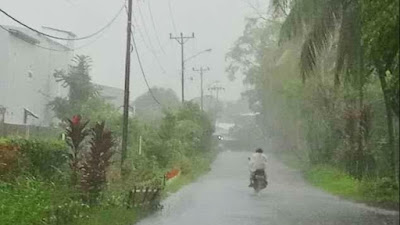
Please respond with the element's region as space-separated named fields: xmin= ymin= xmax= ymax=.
xmin=184 ymin=48 xmax=212 ymax=63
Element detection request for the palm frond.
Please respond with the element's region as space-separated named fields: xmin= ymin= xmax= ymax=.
xmin=271 ymin=0 xmax=291 ymax=16
xmin=299 ymin=0 xmax=342 ymax=82
xmin=277 ymin=0 xmax=328 ymax=43
xmin=334 ymin=6 xmax=358 ymax=87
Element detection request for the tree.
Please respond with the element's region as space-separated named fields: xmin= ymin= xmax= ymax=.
xmin=271 ymin=0 xmax=362 ymax=87
xmin=362 ymin=0 xmax=399 ymax=179
xmin=49 ymin=55 xmax=98 ymax=120
xmin=133 ymin=87 xmax=180 ymax=121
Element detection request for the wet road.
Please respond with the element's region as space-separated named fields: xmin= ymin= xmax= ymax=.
xmin=137 ymin=150 xmax=399 ymax=225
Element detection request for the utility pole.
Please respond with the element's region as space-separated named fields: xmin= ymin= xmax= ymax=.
xmin=208 ymin=84 xmax=225 ymax=102
xmin=193 ymin=66 xmax=210 ymax=111
xmin=121 ymin=0 xmax=133 ymax=170
xmin=170 ymin=32 xmax=195 ymax=103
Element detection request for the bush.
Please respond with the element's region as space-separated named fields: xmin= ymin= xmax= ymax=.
xmin=0 ymin=139 xmax=20 ymax=178
xmin=0 ymin=138 xmax=68 ymax=180
xmin=0 ymin=177 xmax=87 ymax=225
xmin=15 ymin=139 xmax=68 ymax=180
xmin=359 ymin=177 xmax=399 ymax=203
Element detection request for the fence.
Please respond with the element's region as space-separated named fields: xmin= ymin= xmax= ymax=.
xmin=127 ymin=186 xmax=163 ymax=210
xmin=0 ymin=122 xmax=62 ymax=139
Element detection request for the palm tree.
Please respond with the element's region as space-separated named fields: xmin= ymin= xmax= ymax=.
xmin=271 ymin=0 xmax=362 ymax=87
xmin=271 ymin=0 xmax=367 ymax=179
xmin=272 ymin=0 xmax=399 ymax=179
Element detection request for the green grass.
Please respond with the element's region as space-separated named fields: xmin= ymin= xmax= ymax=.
xmin=274 ymin=151 xmax=399 ymax=209
xmin=162 ymin=153 xmax=214 ymax=197
xmin=74 ymin=207 xmax=138 ymax=225
xmin=305 ymin=165 xmax=399 ymax=209
xmin=305 ymin=165 xmax=361 ymax=198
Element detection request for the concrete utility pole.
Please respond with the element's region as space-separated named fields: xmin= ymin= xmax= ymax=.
xmin=121 ymin=0 xmax=133 ymax=169
xmin=193 ymin=66 xmax=210 ymax=111
xmin=170 ymin=32 xmax=195 ymax=103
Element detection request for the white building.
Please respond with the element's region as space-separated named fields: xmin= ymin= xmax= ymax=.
xmin=0 ymin=25 xmax=74 ymax=126
xmin=97 ymin=84 xmax=124 ymax=109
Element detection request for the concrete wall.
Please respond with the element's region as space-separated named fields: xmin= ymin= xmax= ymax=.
xmin=0 ymin=26 xmax=72 ymax=126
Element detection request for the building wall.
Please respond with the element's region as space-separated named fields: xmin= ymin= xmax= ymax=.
xmin=97 ymin=84 xmax=124 ymax=109
xmin=0 ymin=26 xmax=72 ymax=126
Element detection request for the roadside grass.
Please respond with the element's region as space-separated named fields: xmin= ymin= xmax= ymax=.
xmin=75 ymin=207 xmax=139 ymax=225
xmin=274 ymin=151 xmax=399 ymax=210
xmin=305 ymin=165 xmax=361 ymax=199
xmin=305 ymin=165 xmax=399 ymax=209
xmin=162 ymin=152 xmax=214 ymax=198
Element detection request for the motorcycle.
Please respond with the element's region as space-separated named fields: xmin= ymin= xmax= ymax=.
xmin=252 ymin=169 xmax=267 ymax=193
xmin=248 ymin=157 xmax=268 ymax=193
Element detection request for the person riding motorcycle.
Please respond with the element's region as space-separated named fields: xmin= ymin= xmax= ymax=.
xmin=248 ymin=148 xmax=268 ymax=187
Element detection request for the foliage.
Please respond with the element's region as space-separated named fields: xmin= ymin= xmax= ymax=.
xmin=226 ymin=0 xmax=399 ymax=206
xmin=81 ymin=121 xmax=115 ymax=203
xmin=306 ymin=165 xmax=360 ymax=198
xmin=0 ymin=139 xmax=19 ymax=178
xmin=0 ymin=177 xmax=86 ymax=225
xmin=49 ymin=55 xmax=98 ymax=120
xmin=0 ymin=138 xmax=67 ymax=180
xmin=226 ymin=17 xmax=281 ymax=82
xmin=65 ymin=115 xmax=91 ymax=186
xmin=133 ymin=87 xmax=180 ymax=122
xmin=16 ymin=139 xmax=68 ymax=180
xmin=306 ymin=165 xmax=399 ymax=206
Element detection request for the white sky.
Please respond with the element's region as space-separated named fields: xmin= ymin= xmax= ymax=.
xmin=1 ymin=0 xmax=266 ymax=101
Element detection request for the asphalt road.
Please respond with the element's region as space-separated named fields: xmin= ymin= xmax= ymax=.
xmin=136 ymin=150 xmax=399 ymax=225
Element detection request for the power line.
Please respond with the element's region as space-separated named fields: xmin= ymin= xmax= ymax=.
xmin=131 ymin=6 xmax=152 ymax=51
xmin=136 ymin=3 xmax=156 ymax=52
xmin=129 ymin=6 xmax=166 ymax=74
xmin=146 ymin=0 xmax=166 ymax=54
xmin=0 ymin=24 xmax=110 ymax=52
xmin=130 ymin=28 xmax=161 ymax=105
xmin=131 ymin=32 xmax=162 ymax=105
xmin=168 ymin=0 xmax=178 ymax=34
xmin=0 ymin=4 xmax=124 ymax=41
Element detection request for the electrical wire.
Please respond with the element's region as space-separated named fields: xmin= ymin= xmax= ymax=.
xmin=136 ymin=3 xmax=156 ymax=52
xmin=168 ymin=0 xmax=178 ymax=34
xmin=130 ymin=30 xmax=161 ymax=105
xmin=0 ymin=23 xmax=111 ymax=52
xmin=146 ymin=0 xmax=166 ymax=54
xmin=0 ymin=4 xmax=124 ymax=41
xmin=127 ymin=5 xmax=166 ymax=74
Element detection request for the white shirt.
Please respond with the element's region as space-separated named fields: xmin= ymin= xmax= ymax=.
xmin=249 ymin=153 xmax=267 ymax=172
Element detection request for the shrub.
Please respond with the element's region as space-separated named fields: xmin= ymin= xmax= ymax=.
xmin=17 ymin=139 xmax=68 ymax=180
xmin=0 ymin=177 xmax=87 ymax=225
xmin=65 ymin=115 xmax=91 ymax=186
xmin=0 ymin=139 xmax=20 ymax=178
xmin=81 ymin=121 xmax=114 ymax=203
xmin=0 ymin=138 xmax=67 ymax=180
xmin=359 ymin=177 xmax=399 ymax=203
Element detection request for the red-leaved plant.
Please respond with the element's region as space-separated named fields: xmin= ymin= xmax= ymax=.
xmin=65 ymin=115 xmax=90 ymax=186
xmin=80 ymin=121 xmax=114 ymax=203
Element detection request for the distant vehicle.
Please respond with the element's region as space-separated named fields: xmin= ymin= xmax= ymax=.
xmin=217 ymin=135 xmax=224 ymax=141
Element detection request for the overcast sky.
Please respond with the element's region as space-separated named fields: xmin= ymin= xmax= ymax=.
xmin=1 ymin=0 xmax=267 ymax=101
